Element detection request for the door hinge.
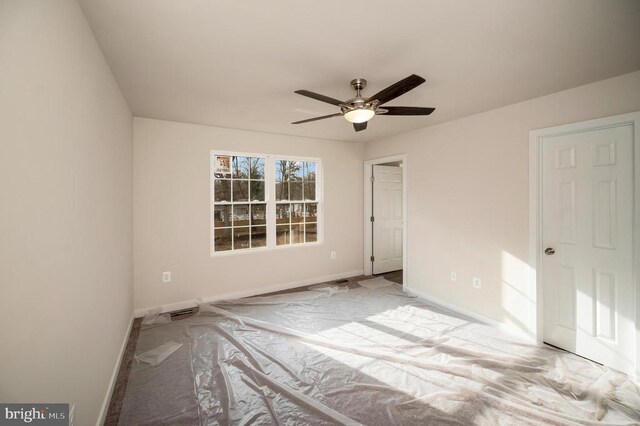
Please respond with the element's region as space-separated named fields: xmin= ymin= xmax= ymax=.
xmin=370 ymin=176 xmax=375 ymax=182
xmin=370 ymin=216 xmax=375 ymax=222
xmin=370 ymin=256 xmax=375 ymax=262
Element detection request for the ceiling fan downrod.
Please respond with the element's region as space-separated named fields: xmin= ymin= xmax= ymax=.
xmin=350 ymin=78 xmax=367 ymax=98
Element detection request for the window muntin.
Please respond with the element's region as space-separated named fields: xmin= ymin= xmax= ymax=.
xmin=211 ymin=153 xmax=321 ymax=254
xmin=213 ymin=155 xmax=266 ymax=252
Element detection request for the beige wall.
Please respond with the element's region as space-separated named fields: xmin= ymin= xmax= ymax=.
xmin=364 ymin=71 xmax=640 ymax=337
xmin=0 ymin=1 xmax=133 ymax=424
xmin=133 ymin=118 xmax=363 ymax=311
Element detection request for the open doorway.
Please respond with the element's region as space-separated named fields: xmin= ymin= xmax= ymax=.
xmin=364 ymin=155 xmax=407 ymax=288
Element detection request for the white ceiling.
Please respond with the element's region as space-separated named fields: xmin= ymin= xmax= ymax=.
xmin=79 ymin=0 xmax=640 ymax=143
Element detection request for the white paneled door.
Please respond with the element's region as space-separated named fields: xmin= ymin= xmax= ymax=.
xmin=542 ymin=124 xmax=634 ymax=374
xmin=372 ymin=165 xmax=403 ymax=274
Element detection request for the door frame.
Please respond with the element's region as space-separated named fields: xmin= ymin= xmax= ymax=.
xmin=529 ymin=111 xmax=640 ymax=380
xmin=364 ymin=154 xmax=408 ymax=290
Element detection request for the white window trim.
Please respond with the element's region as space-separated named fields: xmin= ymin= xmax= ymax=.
xmin=210 ymin=150 xmax=324 ymax=257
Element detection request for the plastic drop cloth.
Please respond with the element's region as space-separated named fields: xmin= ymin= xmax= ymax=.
xmin=118 ymin=279 xmax=640 ymax=425
xmin=135 ymin=341 xmax=183 ymax=366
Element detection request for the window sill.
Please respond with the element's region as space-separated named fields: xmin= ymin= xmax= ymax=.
xmin=210 ymin=241 xmax=323 ymax=258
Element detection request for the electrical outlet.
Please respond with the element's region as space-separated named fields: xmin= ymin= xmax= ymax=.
xmin=450 ymin=272 xmax=457 ymax=282
xmin=330 ymin=251 xmax=336 ymax=260
xmin=162 ymin=271 xmax=172 ymax=283
xmin=473 ymin=277 xmax=481 ymax=289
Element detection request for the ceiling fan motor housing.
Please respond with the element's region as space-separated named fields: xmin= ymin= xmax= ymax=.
xmin=342 ymin=78 xmax=378 ymax=114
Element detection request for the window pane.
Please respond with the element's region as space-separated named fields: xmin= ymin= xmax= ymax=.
xmin=275 ymin=182 xmax=289 ymax=201
xmin=291 ymin=203 xmax=304 ymax=223
xmin=305 ymin=203 xmax=317 ymax=222
xmin=276 ymin=225 xmax=290 ymax=245
xmin=305 ymin=223 xmax=317 ymax=243
xmin=289 ymin=161 xmax=303 ymax=181
xmin=303 ymin=182 xmax=316 ymax=201
xmin=232 ymin=156 xmax=250 ymax=179
xmin=232 ymin=204 xmax=250 ymax=226
xmin=249 ymin=157 xmax=265 ymax=179
xmin=251 ymin=226 xmax=266 ymax=247
xmin=214 ymin=155 xmax=232 ymax=177
xmin=214 ymin=205 xmax=232 ymax=227
xmin=234 ymin=227 xmax=250 ymax=249
xmin=214 ymin=180 xmax=231 ymax=202
xmin=251 ymin=204 xmax=266 ymax=225
xmin=233 ymin=180 xmax=249 ymax=202
xmin=290 ymin=181 xmax=303 ymax=201
xmin=276 ymin=204 xmax=290 ymax=224
xmin=276 ymin=160 xmax=288 ymax=182
xmin=250 ymin=180 xmax=265 ymax=202
xmin=291 ymin=223 xmax=304 ymax=244
xmin=214 ymin=228 xmax=232 ymax=251
xmin=303 ymin=162 xmax=316 ymax=181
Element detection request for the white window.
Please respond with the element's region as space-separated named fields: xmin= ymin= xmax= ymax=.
xmin=211 ymin=152 xmax=321 ymax=254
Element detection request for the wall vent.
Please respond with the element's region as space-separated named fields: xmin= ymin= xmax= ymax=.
xmin=170 ymin=308 xmax=196 ymax=320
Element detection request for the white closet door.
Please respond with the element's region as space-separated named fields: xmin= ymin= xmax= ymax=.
xmin=542 ymin=124 xmax=634 ymax=374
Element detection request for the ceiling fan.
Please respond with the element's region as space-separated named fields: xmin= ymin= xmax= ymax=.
xmin=292 ymin=74 xmax=435 ymax=132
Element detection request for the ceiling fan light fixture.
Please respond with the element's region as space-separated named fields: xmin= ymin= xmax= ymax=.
xmin=343 ymin=107 xmax=375 ymax=123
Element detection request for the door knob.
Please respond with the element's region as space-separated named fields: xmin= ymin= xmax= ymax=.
xmin=544 ymin=247 xmax=555 ymax=255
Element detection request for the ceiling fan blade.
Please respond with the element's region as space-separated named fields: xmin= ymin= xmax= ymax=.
xmin=380 ymin=106 xmax=435 ymax=116
xmin=291 ymin=113 xmax=342 ymax=124
xmin=366 ymin=74 xmax=426 ymax=105
xmin=353 ymin=122 xmax=367 ymax=132
xmin=294 ymin=90 xmax=344 ymax=106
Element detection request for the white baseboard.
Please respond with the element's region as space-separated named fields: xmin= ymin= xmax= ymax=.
xmin=96 ymin=312 xmax=134 ymax=426
xmin=134 ymin=269 xmax=365 ymax=318
xmin=405 ymin=286 xmax=535 ymax=342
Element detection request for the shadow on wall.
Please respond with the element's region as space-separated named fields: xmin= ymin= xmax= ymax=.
xmin=500 ymin=250 xmax=536 ymax=339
